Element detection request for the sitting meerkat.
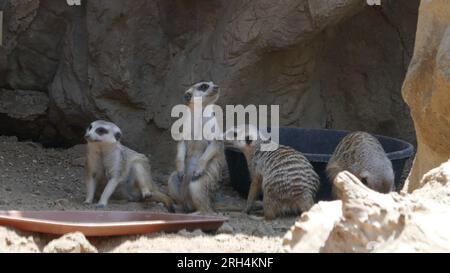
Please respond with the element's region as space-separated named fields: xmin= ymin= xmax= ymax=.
xmin=326 ymin=131 xmax=395 ymax=198
xmin=84 ymin=120 xmax=173 ymax=210
xmin=168 ymin=81 xmax=225 ymax=213
xmin=224 ymin=125 xmax=320 ymax=220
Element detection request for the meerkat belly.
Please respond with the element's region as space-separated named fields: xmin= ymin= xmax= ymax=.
xmin=100 ymin=151 xmax=130 ymax=199
xmin=185 ymin=141 xmax=208 ymax=175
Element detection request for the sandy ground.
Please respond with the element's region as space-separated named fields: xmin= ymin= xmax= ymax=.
xmin=0 ymin=136 xmax=296 ymax=252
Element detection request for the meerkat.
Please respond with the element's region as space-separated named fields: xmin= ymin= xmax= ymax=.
xmin=84 ymin=120 xmax=173 ymax=210
xmin=326 ymin=131 xmax=395 ymax=198
xmin=223 ymin=125 xmax=320 ymax=220
xmin=168 ymin=81 xmax=225 ymax=213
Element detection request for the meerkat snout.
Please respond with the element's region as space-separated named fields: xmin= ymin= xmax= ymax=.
xmin=211 ymin=84 xmax=219 ymax=93
xmin=197 ymin=81 xmax=219 ymax=94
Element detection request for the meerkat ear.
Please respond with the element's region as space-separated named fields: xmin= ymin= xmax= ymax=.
xmin=184 ymin=92 xmax=192 ymax=103
xmin=114 ymin=132 xmax=122 ymax=141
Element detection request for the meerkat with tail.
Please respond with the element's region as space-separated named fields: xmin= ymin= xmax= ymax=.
xmin=224 ymin=125 xmax=320 ymax=220
xmin=168 ymin=81 xmax=225 ymax=213
xmin=326 ymin=131 xmax=395 ymax=198
xmin=84 ymin=120 xmax=173 ymax=209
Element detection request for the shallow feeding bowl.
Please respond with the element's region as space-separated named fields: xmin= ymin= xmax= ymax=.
xmin=225 ymin=128 xmax=414 ymax=201
xmin=0 ymin=211 xmax=227 ymax=236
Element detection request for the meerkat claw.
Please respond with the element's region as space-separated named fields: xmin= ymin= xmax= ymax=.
xmin=95 ymin=203 xmax=106 ymax=209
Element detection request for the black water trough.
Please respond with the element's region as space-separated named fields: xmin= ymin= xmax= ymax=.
xmin=224 ymin=128 xmax=414 ymax=201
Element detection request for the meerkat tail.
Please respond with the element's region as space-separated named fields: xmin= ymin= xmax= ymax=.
xmin=146 ymin=190 xmax=174 ymax=212
xmin=214 ymin=201 xmax=263 ymax=212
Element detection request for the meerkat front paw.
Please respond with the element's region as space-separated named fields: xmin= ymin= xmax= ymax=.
xmin=168 ymin=204 xmax=176 ymax=213
xmin=142 ymin=191 xmax=152 ymax=200
xmin=177 ymin=170 xmax=184 ymax=180
xmin=95 ymin=203 xmax=106 ymax=209
xmin=84 ymin=199 xmax=93 ymax=205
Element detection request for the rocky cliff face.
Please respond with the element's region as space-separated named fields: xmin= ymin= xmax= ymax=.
xmin=402 ymin=0 xmax=450 ymax=192
xmin=0 ymin=0 xmax=419 ymax=169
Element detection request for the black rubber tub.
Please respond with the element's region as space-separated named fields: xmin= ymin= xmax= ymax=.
xmin=225 ymin=128 xmax=414 ymax=201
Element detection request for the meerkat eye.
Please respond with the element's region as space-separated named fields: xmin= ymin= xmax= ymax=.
xmin=361 ymin=177 xmax=368 ymax=185
xmin=114 ymin=132 xmax=122 ymax=141
xmin=198 ymin=83 xmax=209 ymax=91
xmin=95 ymin=127 xmax=108 ymax=135
xmin=88 ymin=125 xmax=92 ymax=131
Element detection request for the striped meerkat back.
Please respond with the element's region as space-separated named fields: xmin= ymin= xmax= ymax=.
xmin=332 ymin=132 xmax=385 ymax=162
xmin=327 ymin=131 xmax=394 ymax=194
xmin=329 ymin=131 xmax=388 ymax=175
xmin=249 ymin=140 xmax=320 ymax=201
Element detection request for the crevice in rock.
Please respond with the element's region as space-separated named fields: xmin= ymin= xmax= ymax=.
xmin=379 ymin=10 xmax=408 ymax=65
xmin=0 ymin=113 xmax=70 ymax=148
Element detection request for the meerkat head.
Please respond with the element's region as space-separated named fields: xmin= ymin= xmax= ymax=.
xmin=359 ymin=167 xmax=395 ymax=194
xmin=224 ymin=124 xmax=268 ymax=153
xmin=184 ymin=81 xmax=220 ymax=106
xmin=84 ymin=120 xmax=122 ymax=145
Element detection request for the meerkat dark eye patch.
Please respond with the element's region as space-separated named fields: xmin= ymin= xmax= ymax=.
xmin=361 ymin=177 xmax=368 ymax=185
xmin=95 ymin=127 xmax=108 ymax=135
xmin=114 ymin=132 xmax=122 ymax=141
xmin=88 ymin=125 xmax=92 ymax=131
xmin=198 ymin=83 xmax=209 ymax=91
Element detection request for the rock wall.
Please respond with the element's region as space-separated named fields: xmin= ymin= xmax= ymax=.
xmin=402 ymin=0 xmax=450 ymax=192
xmin=0 ymin=0 xmax=419 ymax=170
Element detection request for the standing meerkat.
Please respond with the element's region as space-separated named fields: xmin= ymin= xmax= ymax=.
xmin=84 ymin=120 xmax=173 ymax=209
xmin=224 ymin=125 xmax=320 ymax=220
xmin=168 ymin=81 xmax=225 ymax=213
xmin=326 ymin=131 xmax=395 ymax=198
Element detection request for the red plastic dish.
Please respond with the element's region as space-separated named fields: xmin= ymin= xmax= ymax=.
xmin=0 ymin=210 xmax=227 ymax=237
